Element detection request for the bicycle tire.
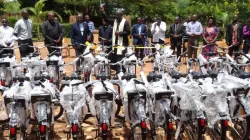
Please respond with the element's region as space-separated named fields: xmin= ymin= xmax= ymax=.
xmin=220 ymin=120 xmax=228 ymax=140
xmin=197 ymin=118 xmax=206 ymax=140
xmin=54 ymin=104 xmax=64 ymax=120
xmin=242 ymin=116 xmax=250 ymax=140
xmin=164 ymin=111 xmax=172 ymax=140
xmin=115 ymin=99 xmax=122 ymax=119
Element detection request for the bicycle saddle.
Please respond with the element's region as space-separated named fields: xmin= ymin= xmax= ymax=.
xmin=62 ymin=76 xmax=81 ymax=80
xmin=191 ymin=71 xmax=203 ymax=79
xmin=147 ymin=72 xmax=162 ymax=82
xmin=121 ymin=73 xmax=136 ymax=80
xmin=171 ymin=71 xmax=183 ymax=79
xmin=207 ymin=70 xmax=218 ymax=79
xmin=237 ymin=71 xmax=250 ymax=79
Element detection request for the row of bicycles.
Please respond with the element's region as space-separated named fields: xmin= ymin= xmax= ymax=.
xmin=0 ymin=41 xmax=250 ymax=140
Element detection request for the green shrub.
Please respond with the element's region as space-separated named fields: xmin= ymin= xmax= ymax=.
xmin=62 ymin=23 xmax=71 ymax=38
xmin=32 ymin=23 xmax=43 ymax=40
xmin=8 ymin=17 xmax=18 ymax=28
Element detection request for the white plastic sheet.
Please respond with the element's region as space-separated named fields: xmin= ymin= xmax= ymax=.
xmin=60 ymin=80 xmax=87 ymax=125
xmin=123 ymin=79 xmax=147 ymax=124
xmin=90 ymin=81 xmax=117 ymax=125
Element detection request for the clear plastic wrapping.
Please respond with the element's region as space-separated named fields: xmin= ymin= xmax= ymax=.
xmin=3 ymin=82 xmax=32 ymax=127
xmin=60 ymin=80 xmax=87 ymax=125
xmin=0 ymin=99 xmax=8 ymax=121
xmin=202 ymin=83 xmax=230 ymax=128
xmin=123 ymin=79 xmax=147 ymax=124
xmin=89 ymin=81 xmax=117 ymax=125
xmin=172 ymin=82 xmax=204 ymax=111
xmin=147 ymin=79 xmax=172 ymax=125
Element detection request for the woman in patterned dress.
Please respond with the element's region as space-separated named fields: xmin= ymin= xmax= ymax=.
xmin=202 ymin=18 xmax=219 ymax=59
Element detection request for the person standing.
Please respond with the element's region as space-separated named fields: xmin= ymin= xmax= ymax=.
xmin=100 ymin=6 xmax=130 ymax=74
xmin=150 ymin=16 xmax=167 ymax=53
xmin=243 ymin=18 xmax=250 ymax=54
xmin=84 ymin=15 xmax=95 ymax=42
xmin=0 ymin=18 xmax=16 ymax=55
xmin=169 ymin=16 xmax=185 ymax=59
xmin=202 ymin=17 xmax=219 ymax=59
xmin=70 ymin=14 xmax=91 ymax=69
xmin=132 ymin=17 xmax=147 ymax=60
xmin=42 ymin=12 xmax=64 ymax=53
xmin=226 ymin=15 xmax=243 ymax=57
xmin=183 ymin=16 xmax=191 ymax=53
xmin=98 ymin=18 xmax=113 ymax=52
xmin=14 ymin=9 xmax=34 ymax=58
xmin=186 ymin=14 xmax=203 ymax=58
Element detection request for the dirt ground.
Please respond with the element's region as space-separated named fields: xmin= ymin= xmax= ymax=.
xmin=0 ymin=37 xmax=231 ymax=140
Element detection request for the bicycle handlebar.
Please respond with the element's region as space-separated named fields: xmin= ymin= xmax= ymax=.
xmin=68 ymin=44 xmax=87 ymax=47
xmin=133 ymin=79 xmax=145 ymax=85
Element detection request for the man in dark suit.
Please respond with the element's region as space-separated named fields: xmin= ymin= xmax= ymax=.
xmin=42 ymin=12 xmax=64 ymax=53
xmin=169 ymin=17 xmax=185 ymax=59
xmin=70 ymin=14 xmax=92 ymax=68
xmin=132 ymin=17 xmax=147 ymax=60
xmin=98 ymin=18 xmax=113 ymax=52
xmin=226 ymin=15 xmax=243 ymax=58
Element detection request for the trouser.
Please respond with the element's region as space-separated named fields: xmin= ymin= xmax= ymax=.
xmin=47 ymin=42 xmax=62 ymax=54
xmin=243 ymin=40 xmax=250 ymax=54
xmin=109 ymin=52 xmax=126 ymax=74
xmin=18 ymin=38 xmax=34 ymax=58
xmin=228 ymin=43 xmax=241 ymax=59
xmin=188 ymin=37 xmax=199 ymax=58
xmin=183 ymin=38 xmax=188 ymax=52
xmin=171 ymin=39 xmax=182 ymax=60
xmin=75 ymin=48 xmax=84 ymax=70
xmin=135 ymin=40 xmax=144 ymax=59
xmin=152 ymin=39 xmax=165 ymax=54
xmin=115 ymin=54 xmax=125 ymax=73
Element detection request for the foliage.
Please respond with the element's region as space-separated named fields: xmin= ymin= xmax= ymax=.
xmin=17 ymin=0 xmax=37 ymax=8
xmin=24 ymin=0 xmax=62 ymax=39
xmin=62 ymin=23 xmax=71 ymax=38
xmin=8 ymin=17 xmax=18 ymax=27
xmin=0 ymin=0 xmax=5 ymax=15
xmin=4 ymin=1 xmax=20 ymax=14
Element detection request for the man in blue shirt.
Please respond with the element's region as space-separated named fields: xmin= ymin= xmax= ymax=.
xmin=84 ymin=15 xmax=95 ymax=42
xmin=132 ymin=17 xmax=147 ymax=59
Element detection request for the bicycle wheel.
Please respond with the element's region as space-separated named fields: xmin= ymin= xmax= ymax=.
xmin=242 ymin=116 xmax=250 ymax=140
xmin=164 ymin=111 xmax=173 ymax=140
xmin=54 ymin=104 xmax=63 ymax=120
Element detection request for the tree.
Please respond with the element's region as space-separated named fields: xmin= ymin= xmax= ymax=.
xmin=4 ymin=1 xmax=20 ymax=15
xmin=25 ymin=0 xmax=62 ymax=39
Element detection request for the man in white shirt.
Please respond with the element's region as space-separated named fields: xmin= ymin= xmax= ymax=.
xmin=186 ymin=14 xmax=203 ymax=58
xmin=151 ymin=16 xmax=167 ymax=54
xmin=0 ymin=18 xmax=16 ymax=55
xmin=14 ymin=9 xmax=34 ymax=58
xmin=182 ymin=16 xmax=191 ymax=53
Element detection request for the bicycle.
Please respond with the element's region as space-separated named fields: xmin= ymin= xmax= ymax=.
xmin=30 ymin=74 xmax=60 ymax=140
xmin=45 ymin=45 xmax=65 ymax=88
xmin=60 ymin=79 xmax=87 ymax=140
xmin=0 ymin=46 xmax=20 ymax=90
xmin=3 ymin=64 xmax=32 ymax=140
